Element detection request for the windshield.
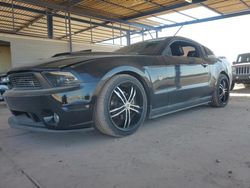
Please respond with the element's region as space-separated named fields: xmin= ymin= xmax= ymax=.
xmin=237 ymin=53 xmax=250 ymax=63
xmin=115 ymin=38 xmax=166 ymax=55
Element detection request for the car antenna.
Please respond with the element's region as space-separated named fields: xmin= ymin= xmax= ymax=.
xmin=174 ymin=25 xmax=184 ymax=37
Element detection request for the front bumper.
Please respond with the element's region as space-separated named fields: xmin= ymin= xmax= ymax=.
xmin=4 ymin=83 xmax=97 ymax=131
xmin=233 ymin=74 xmax=250 ymax=84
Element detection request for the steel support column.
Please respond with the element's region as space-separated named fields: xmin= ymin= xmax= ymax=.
xmin=156 ymin=30 xmax=159 ymax=38
xmin=68 ymin=13 xmax=72 ymax=53
xmin=47 ymin=10 xmax=53 ymax=39
xmin=126 ymin=31 xmax=131 ymax=46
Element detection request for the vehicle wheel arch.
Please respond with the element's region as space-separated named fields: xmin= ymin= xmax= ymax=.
xmin=116 ymin=71 xmax=151 ymax=116
xmin=210 ymin=73 xmax=230 ymax=107
xmin=93 ymin=67 xmax=152 ymax=115
xmin=219 ymin=71 xmax=231 ymax=86
xmin=220 ymin=71 xmax=229 ymax=80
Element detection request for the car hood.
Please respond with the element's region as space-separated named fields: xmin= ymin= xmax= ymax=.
xmin=8 ymin=52 xmax=125 ymax=74
xmin=233 ymin=62 xmax=250 ymax=67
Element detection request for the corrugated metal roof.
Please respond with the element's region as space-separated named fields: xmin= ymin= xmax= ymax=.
xmin=0 ymin=0 xmax=249 ymax=44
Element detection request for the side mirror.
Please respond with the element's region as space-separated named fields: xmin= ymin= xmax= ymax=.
xmin=232 ymin=61 xmax=236 ymax=65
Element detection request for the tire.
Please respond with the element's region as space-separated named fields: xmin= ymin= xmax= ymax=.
xmin=230 ymin=82 xmax=235 ymax=90
xmin=210 ymin=74 xmax=230 ymax=107
xmin=94 ymin=74 xmax=147 ymax=137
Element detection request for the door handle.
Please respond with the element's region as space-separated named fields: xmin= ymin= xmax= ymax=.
xmin=201 ymin=62 xmax=208 ymax=67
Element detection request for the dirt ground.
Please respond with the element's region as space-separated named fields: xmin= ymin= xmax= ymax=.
xmin=0 ymin=85 xmax=250 ymax=188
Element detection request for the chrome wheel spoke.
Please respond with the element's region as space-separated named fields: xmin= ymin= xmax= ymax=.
xmin=127 ymin=110 xmax=131 ymax=128
xmin=219 ymin=78 xmax=229 ymax=103
xmin=123 ymin=109 xmax=131 ymax=129
xmin=123 ymin=110 xmax=128 ymax=128
xmin=219 ymin=93 xmax=224 ymax=99
xmin=130 ymin=107 xmax=140 ymax=114
xmin=109 ymin=82 xmax=144 ymax=131
xmin=111 ymin=107 xmax=126 ymax=118
xmin=110 ymin=105 xmax=125 ymax=113
xmin=128 ymin=87 xmax=137 ymax=103
xmin=130 ymin=104 xmax=140 ymax=108
xmin=114 ymin=87 xmax=127 ymax=104
xmin=117 ymin=87 xmax=128 ymax=103
xmin=219 ymin=84 xmax=224 ymax=90
xmin=130 ymin=104 xmax=141 ymax=114
xmin=127 ymin=87 xmax=134 ymax=102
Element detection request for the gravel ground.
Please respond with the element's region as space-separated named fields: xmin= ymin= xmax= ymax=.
xmin=0 ymin=85 xmax=250 ymax=188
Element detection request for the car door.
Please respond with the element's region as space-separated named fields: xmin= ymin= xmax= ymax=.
xmin=162 ymin=39 xmax=211 ymax=107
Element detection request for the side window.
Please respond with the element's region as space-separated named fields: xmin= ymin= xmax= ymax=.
xmin=237 ymin=55 xmax=241 ymax=63
xmin=169 ymin=41 xmax=201 ymax=58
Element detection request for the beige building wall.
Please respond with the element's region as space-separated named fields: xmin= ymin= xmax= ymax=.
xmin=0 ymin=46 xmax=11 ymax=73
xmin=0 ymin=33 xmax=120 ymax=68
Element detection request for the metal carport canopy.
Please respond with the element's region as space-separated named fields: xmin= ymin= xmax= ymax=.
xmin=0 ymin=0 xmax=250 ymax=45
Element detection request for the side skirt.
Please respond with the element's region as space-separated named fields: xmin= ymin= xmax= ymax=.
xmin=149 ymin=96 xmax=211 ymax=119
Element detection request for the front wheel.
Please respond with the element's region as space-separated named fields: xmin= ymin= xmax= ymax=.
xmin=210 ymin=74 xmax=230 ymax=107
xmin=94 ymin=74 xmax=147 ymax=137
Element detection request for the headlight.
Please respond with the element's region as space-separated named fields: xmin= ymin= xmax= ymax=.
xmin=43 ymin=72 xmax=80 ymax=87
xmin=0 ymin=76 xmax=9 ymax=84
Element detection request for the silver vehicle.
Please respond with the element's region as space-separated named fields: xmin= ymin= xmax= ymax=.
xmin=232 ymin=53 xmax=250 ymax=90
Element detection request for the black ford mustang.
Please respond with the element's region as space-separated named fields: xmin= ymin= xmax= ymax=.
xmin=4 ymin=37 xmax=232 ymax=137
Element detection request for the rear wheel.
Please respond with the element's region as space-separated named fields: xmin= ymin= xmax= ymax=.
xmin=210 ymin=74 xmax=230 ymax=107
xmin=94 ymin=74 xmax=147 ymax=137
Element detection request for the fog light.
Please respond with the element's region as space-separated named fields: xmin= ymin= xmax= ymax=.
xmin=54 ymin=113 xmax=60 ymax=124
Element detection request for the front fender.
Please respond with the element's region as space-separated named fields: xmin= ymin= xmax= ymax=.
xmin=211 ymin=59 xmax=232 ymax=88
xmin=93 ymin=66 xmax=153 ymax=104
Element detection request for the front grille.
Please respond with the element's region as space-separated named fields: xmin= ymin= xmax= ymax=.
xmin=236 ymin=66 xmax=250 ymax=75
xmin=9 ymin=73 xmax=41 ymax=89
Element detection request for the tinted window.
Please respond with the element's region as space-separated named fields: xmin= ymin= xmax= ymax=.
xmin=168 ymin=41 xmax=201 ymax=58
xmin=115 ymin=38 xmax=165 ymax=55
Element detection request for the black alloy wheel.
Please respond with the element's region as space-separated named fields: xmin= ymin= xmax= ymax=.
xmin=109 ymin=82 xmax=144 ymax=131
xmin=94 ymin=74 xmax=147 ymax=137
xmin=218 ymin=78 xmax=229 ymax=104
xmin=210 ymin=74 xmax=230 ymax=107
